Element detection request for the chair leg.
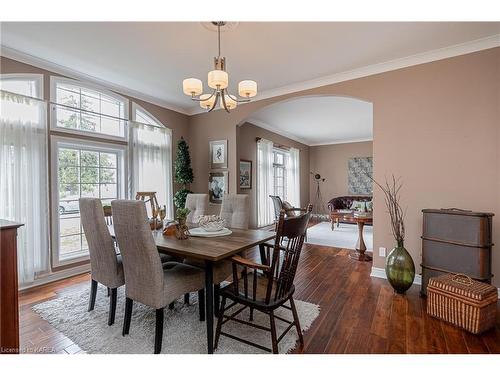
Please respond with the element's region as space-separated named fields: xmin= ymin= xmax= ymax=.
xmin=107 ymin=287 xmax=110 ymax=297
xmin=122 ymin=297 xmax=133 ymax=336
xmin=108 ymin=288 xmax=117 ymax=326
xmin=154 ymin=308 xmax=164 ymax=354
xmin=198 ymin=289 xmax=205 ymax=322
xmin=88 ymin=279 xmax=98 ymax=312
xmin=214 ymin=296 xmax=227 ymax=350
xmin=289 ymin=296 xmax=304 ymax=346
xmin=214 ymin=283 xmax=220 ymax=317
xmin=249 ymin=307 xmax=254 ymax=321
xmin=184 ymin=292 xmax=190 ymax=305
xmin=269 ymin=310 xmax=279 ymax=354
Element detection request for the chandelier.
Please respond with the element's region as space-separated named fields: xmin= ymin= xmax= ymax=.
xmin=182 ymin=22 xmax=257 ymax=113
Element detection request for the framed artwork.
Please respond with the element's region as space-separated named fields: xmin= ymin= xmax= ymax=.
xmin=208 ymin=171 xmax=228 ymax=204
xmin=209 ymin=140 xmax=228 ymax=169
xmin=239 ymin=159 xmax=252 ymax=189
xmin=348 ymin=157 xmax=373 ymax=195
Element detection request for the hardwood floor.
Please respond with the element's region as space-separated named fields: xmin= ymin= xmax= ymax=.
xmin=18 ymin=243 xmax=500 ymax=354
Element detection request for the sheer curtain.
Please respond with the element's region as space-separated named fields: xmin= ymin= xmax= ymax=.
xmin=0 ymin=91 xmax=50 ymax=285
xmin=257 ymin=138 xmax=274 ymax=227
xmin=130 ymin=121 xmax=173 ymax=219
xmin=286 ymin=147 xmax=301 ymax=208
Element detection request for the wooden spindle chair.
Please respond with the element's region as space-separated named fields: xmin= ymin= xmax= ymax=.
xmin=214 ymin=204 xmax=312 ymax=353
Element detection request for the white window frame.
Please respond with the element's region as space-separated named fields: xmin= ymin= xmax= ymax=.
xmin=50 ymin=135 xmax=128 ymax=267
xmin=50 ymin=76 xmax=129 ymax=142
xmin=272 ymin=148 xmax=288 ymax=200
xmin=131 ymin=102 xmax=162 ymax=126
xmin=0 ymin=73 xmax=44 ymax=99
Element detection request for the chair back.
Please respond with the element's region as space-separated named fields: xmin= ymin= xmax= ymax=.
xmin=220 ymin=194 xmax=249 ymax=229
xmin=269 ymin=195 xmax=283 ymax=222
xmin=185 ymin=193 xmax=208 ymax=224
xmin=111 ymin=199 xmax=165 ymax=307
xmin=79 ymin=198 xmax=123 ymax=288
xmin=266 ymin=204 xmax=312 ymax=303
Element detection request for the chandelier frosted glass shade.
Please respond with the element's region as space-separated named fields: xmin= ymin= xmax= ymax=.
xmin=182 ymin=78 xmax=203 ymax=96
xmin=222 ymin=95 xmax=237 ymax=110
xmin=208 ymin=70 xmax=229 ymax=89
xmin=199 ymin=93 xmax=216 ymax=109
xmin=238 ymin=80 xmax=257 ymax=98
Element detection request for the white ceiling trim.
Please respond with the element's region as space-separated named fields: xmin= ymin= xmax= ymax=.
xmin=0 ymin=45 xmax=191 ymax=115
xmin=244 ymin=118 xmax=373 ymax=147
xmin=188 ymin=34 xmax=500 ymax=115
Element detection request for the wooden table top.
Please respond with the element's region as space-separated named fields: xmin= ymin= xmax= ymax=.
xmin=108 ymin=225 xmax=275 ymax=262
xmin=330 ymin=211 xmax=373 ymax=224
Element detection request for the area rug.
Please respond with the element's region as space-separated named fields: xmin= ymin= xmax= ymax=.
xmin=32 ymin=285 xmax=320 ymax=354
xmin=306 ymin=221 xmax=373 ymax=250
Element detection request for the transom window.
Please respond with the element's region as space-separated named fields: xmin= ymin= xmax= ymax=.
xmin=51 ymin=77 xmax=128 ymax=139
xmin=0 ymin=73 xmax=43 ymax=99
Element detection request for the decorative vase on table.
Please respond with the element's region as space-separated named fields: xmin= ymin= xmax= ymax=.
xmin=385 ymin=240 xmax=415 ymax=294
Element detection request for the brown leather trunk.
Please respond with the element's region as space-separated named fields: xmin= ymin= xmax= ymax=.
xmin=420 ymin=208 xmax=494 ymax=296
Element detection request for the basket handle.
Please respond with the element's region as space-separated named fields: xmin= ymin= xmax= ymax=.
xmin=451 ymin=273 xmax=473 ymax=286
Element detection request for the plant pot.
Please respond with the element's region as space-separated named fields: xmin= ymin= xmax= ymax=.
xmin=175 ymin=217 xmax=189 ymax=240
xmin=385 ymin=241 xmax=415 ymax=294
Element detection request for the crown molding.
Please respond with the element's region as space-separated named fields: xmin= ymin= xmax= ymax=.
xmin=3 ymin=34 xmax=498 ymax=117
xmin=244 ymin=118 xmax=311 ymax=145
xmin=0 ymin=45 xmax=191 ymax=116
xmin=188 ymin=34 xmax=500 ymax=116
xmin=309 ymin=138 xmax=374 ymax=147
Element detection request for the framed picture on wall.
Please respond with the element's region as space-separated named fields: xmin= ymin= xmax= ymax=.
xmin=209 ymin=140 xmax=228 ymax=169
xmin=208 ymin=171 xmax=228 ymax=204
xmin=239 ymin=159 xmax=252 ymax=189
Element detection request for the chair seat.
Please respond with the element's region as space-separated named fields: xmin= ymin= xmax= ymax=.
xmin=220 ymin=271 xmax=294 ymax=309
xmin=160 ymin=263 xmax=206 ymax=307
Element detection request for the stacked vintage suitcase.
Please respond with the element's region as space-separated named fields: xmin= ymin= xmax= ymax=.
xmin=421 ymin=208 xmax=497 ymax=334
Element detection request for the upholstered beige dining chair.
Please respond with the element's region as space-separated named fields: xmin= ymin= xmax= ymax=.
xmin=111 ymin=199 xmax=206 ymax=354
xmin=185 ymin=193 xmax=208 ymax=224
xmin=220 ymin=194 xmax=250 ymax=230
xmin=79 ymin=198 xmax=124 ymax=326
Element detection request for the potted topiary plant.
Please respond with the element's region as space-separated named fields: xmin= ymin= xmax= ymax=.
xmin=174 ymin=137 xmax=194 ymax=209
xmin=175 ymin=207 xmax=190 ymax=240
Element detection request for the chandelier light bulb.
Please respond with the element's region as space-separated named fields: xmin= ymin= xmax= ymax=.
xmin=222 ymin=95 xmax=237 ymax=110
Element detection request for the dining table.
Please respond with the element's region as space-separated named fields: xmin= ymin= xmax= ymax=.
xmin=108 ymin=225 xmax=275 ymax=354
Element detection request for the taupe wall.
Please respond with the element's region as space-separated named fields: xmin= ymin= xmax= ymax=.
xmin=0 ymin=56 xmax=191 ymax=206
xmin=309 ymin=141 xmax=373 ymax=211
xmin=188 ymin=48 xmax=500 ymax=287
xmin=236 ymin=122 xmax=310 ymax=228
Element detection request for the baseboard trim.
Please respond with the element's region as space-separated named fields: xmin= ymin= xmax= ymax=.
xmin=20 ymin=264 xmax=90 ymax=291
xmin=370 ymin=267 xmax=500 ymax=299
xmin=370 ymin=266 xmax=422 ymax=285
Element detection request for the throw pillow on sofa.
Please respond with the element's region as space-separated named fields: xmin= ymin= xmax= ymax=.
xmin=350 ymin=200 xmax=366 ymax=211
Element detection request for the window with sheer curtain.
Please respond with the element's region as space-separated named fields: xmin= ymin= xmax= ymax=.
xmin=131 ymin=104 xmax=173 ymax=219
xmin=0 ymin=78 xmax=50 ymax=285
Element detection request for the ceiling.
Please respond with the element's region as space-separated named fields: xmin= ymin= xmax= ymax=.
xmin=1 ymin=22 xmax=499 ymax=114
xmin=247 ymin=96 xmax=373 ymax=146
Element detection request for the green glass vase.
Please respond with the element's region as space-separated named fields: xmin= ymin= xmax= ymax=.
xmin=385 ymin=241 xmax=415 ymax=294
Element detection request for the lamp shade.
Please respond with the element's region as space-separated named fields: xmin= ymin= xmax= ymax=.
xmin=183 ymin=78 xmax=203 ymax=96
xmin=222 ymin=95 xmax=237 ymax=110
xmin=208 ymin=70 xmax=229 ymax=89
xmin=238 ymin=80 xmax=257 ymax=98
xmin=199 ymin=93 xmax=216 ymax=110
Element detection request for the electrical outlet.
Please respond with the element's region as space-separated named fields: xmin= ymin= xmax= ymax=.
xmin=379 ymin=247 xmax=386 ymax=257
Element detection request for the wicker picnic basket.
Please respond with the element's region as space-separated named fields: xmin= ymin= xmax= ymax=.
xmin=427 ymin=273 xmax=497 ymax=334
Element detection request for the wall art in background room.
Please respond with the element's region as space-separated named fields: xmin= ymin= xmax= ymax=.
xmin=348 ymin=157 xmax=373 ymax=195
xmin=239 ymin=159 xmax=252 ymax=189
xmin=208 ymin=171 xmax=228 ymax=204
xmin=209 ymin=139 xmax=228 ymax=169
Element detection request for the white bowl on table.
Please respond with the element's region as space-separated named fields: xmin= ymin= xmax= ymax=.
xmin=197 ymin=215 xmax=226 ymax=232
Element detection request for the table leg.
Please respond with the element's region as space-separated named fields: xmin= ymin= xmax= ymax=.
xmin=204 ymin=260 xmax=214 ymax=354
xmin=259 ymin=243 xmax=267 ymax=265
xmin=349 ymin=221 xmax=372 ymax=262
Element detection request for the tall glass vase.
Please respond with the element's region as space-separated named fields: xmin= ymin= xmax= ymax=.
xmin=385 ymin=240 xmax=415 ymax=294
